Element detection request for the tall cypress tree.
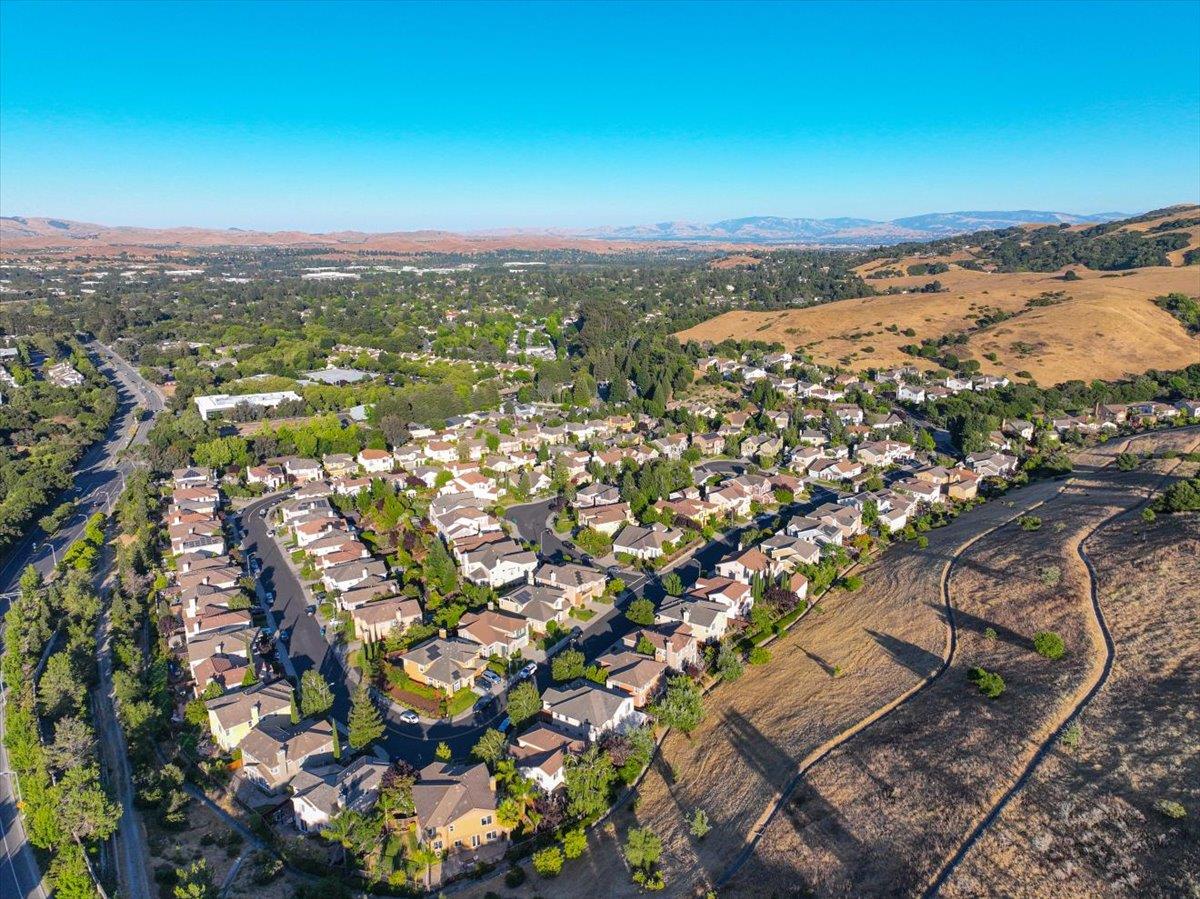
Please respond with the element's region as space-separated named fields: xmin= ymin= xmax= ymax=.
xmin=348 ymin=684 xmax=384 ymax=751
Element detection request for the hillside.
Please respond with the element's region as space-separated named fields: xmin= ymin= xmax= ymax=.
xmin=676 ymin=207 xmax=1200 ymax=385
xmin=0 ymin=207 xmax=1132 ymax=255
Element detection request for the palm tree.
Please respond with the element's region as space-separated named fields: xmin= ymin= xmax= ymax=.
xmin=411 ymin=844 xmax=440 ymax=891
xmin=496 ymin=773 xmax=542 ymax=835
xmin=320 ymin=810 xmax=362 ymax=867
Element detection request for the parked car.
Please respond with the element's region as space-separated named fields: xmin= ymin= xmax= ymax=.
xmin=479 ymin=669 xmax=502 ymax=688
xmin=398 ymin=709 xmax=420 ymax=725
xmin=517 ymin=662 xmax=538 ymax=681
xmin=258 ymin=508 xmax=267 ymax=518
xmin=497 ymin=715 xmax=512 ymax=734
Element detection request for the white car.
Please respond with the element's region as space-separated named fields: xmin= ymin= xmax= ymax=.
xmin=398 ymin=709 xmax=420 ymax=725
xmin=517 ymin=662 xmax=538 ymax=681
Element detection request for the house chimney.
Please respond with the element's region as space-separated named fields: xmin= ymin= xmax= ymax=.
xmin=438 ymin=628 xmax=447 ymax=639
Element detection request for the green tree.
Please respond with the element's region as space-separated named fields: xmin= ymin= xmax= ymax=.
xmin=347 ymin=684 xmax=384 ymax=750
xmin=1033 ymin=631 xmax=1066 ymax=660
xmin=532 ymin=845 xmax=564 ymax=877
xmin=57 ymin=764 xmax=121 ymax=842
xmin=626 ymin=597 xmax=656 ymax=627
xmin=435 ymin=741 xmax=452 ymax=761
xmin=715 ymin=643 xmax=743 ymax=683
xmin=564 ymin=744 xmax=616 ymax=819
xmin=47 ymin=715 xmax=96 ymax=774
xmin=47 ymin=841 xmax=94 ymax=899
xmin=661 ymin=572 xmax=684 ymax=596
xmin=471 ymin=728 xmax=508 ymax=766
xmin=331 ymin=719 xmax=342 ymax=760
xmin=551 ymin=648 xmax=585 ymax=682
xmin=689 ymin=807 xmax=711 ymax=839
xmin=174 ymin=860 xmax=216 ymax=899
xmin=561 ymin=826 xmax=587 ymax=859
xmin=651 ymin=675 xmax=705 ymax=734
xmin=506 ymin=680 xmax=541 ymax=729
xmin=300 ymin=669 xmax=334 ymax=718
xmin=968 ymin=666 xmax=1005 ymax=699
xmin=624 ymin=826 xmax=663 ymax=870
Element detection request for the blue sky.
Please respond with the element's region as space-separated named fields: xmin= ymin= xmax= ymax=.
xmin=2 ymin=0 xmax=1197 ymax=231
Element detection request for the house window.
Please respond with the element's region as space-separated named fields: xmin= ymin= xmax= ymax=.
xmin=480 ymin=815 xmax=492 ymax=826
xmin=448 ymin=824 xmax=454 ymax=832
xmin=471 ymin=834 xmax=480 ymax=848
xmin=486 ymin=830 xmax=497 ymax=841
xmin=433 ymin=841 xmax=442 ymax=851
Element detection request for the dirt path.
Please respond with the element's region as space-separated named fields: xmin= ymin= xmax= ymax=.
xmin=724 ymin=428 xmax=1199 ymax=898
xmin=927 ymin=436 xmax=1199 ymax=894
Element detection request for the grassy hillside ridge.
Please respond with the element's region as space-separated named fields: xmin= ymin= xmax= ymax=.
xmin=677 ymin=208 xmax=1200 ymax=387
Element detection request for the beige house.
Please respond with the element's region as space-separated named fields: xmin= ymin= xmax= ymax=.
xmin=351 ymin=596 xmax=423 ymax=644
xmin=413 ymin=761 xmax=508 ymax=856
xmin=205 ymin=680 xmax=294 ymax=752
xmin=240 ymin=719 xmax=336 ymax=793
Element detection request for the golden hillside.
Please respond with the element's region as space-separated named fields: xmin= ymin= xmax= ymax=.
xmin=677 ymin=209 xmax=1200 ymax=385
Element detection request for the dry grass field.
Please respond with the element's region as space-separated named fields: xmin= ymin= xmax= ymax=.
xmin=676 ymin=265 xmax=1199 ymax=384
xmin=944 ymin=484 xmax=1200 ymax=898
xmin=677 ymin=208 xmax=1200 ymax=386
xmin=724 ymin=430 xmax=1200 ymax=899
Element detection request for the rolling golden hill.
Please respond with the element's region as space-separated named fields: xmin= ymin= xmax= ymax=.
xmin=677 ymin=209 xmax=1200 ymax=385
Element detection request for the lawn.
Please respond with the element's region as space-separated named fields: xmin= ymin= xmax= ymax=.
xmin=569 ymin=606 xmax=596 ymax=621
xmin=445 ymin=688 xmax=478 ymax=717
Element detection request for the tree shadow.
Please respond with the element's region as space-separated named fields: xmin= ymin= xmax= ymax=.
xmin=865 ymin=629 xmax=943 ymax=680
xmin=799 ymin=647 xmax=836 ymax=676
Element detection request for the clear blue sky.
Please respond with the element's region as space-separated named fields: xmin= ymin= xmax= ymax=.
xmin=2 ymin=0 xmax=1197 ymax=231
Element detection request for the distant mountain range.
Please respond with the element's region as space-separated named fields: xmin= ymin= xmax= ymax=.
xmin=0 ymin=209 xmax=1131 ymax=253
xmin=568 ymin=210 xmax=1129 ymax=244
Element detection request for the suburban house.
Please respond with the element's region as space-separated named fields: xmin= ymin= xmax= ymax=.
xmin=715 ymin=546 xmax=771 ymax=585
xmin=205 ymin=680 xmax=294 ymax=752
xmin=575 ymin=482 xmax=621 ymax=508
xmin=612 ymin=522 xmax=684 ymax=560
xmin=687 ymin=576 xmax=754 ymax=618
xmin=458 ymin=538 xmax=538 ymax=589
xmin=622 ymin=624 xmax=699 ymax=670
xmin=533 ymin=562 xmax=606 ymax=605
xmin=357 ymin=448 xmax=395 ymax=473
xmin=351 ymin=596 xmax=423 ymax=643
xmin=497 ymin=584 xmax=570 ymax=632
xmin=541 ymin=681 xmax=643 ymax=742
xmin=457 ymin=608 xmax=530 ymax=657
xmin=576 ymin=503 xmax=631 ymax=536
xmin=291 ymin=757 xmax=390 ymax=833
xmin=240 ymin=719 xmax=336 ymax=794
xmin=595 ymin=650 xmax=667 ymax=708
xmin=399 ymin=636 xmax=486 ymax=693
xmin=509 ymin=724 xmax=585 ymax=792
xmin=656 ymin=596 xmax=729 ymax=643
xmin=412 ymin=762 xmax=507 ymax=858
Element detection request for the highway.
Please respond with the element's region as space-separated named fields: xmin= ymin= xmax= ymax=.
xmin=0 ymin=342 xmax=164 ymax=899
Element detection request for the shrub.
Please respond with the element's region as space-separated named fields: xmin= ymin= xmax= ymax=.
xmin=1061 ymin=721 xmax=1082 ymax=749
xmin=504 ymin=865 xmax=527 ymax=888
xmin=1039 ymin=565 xmax=1061 ymax=587
xmin=1019 ymin=515 xmax=1042 ymax=531
xmin=840 ymin=574 xmax=863 ymax=592
xmin=689 ymin=808 xmax=711 ymax=839
xmin=1155 ymin=799 xmax=1186 ymax=819
xmin=968 ymin=666 xmax=1005 ymax=698
xmin=983 ymin=627 xmax=997 ymax=643
xmin=748 ymin=647 xmax=771 ymax=665
xmin=532 ymin=845 xmax=564 ymax=878
xmin=1115 ymin=452 xmax=1138 ymax=471
xmin=1033 ymin=631 xmax=1066 ymax=660
xmin=561 ymin=827 xmax=587 ymax=860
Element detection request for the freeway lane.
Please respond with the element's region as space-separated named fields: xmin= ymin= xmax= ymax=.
xmin=0 ymin=342 xmax=163 ymax=899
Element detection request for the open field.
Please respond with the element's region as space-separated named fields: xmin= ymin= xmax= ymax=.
xmin=944 ymin=487 xmax=1200 ymax=898
xmin=724 ymin=429 xmax=1200 ymax=898
xmin=675 ymin=264 xmax=1199 ymax=384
